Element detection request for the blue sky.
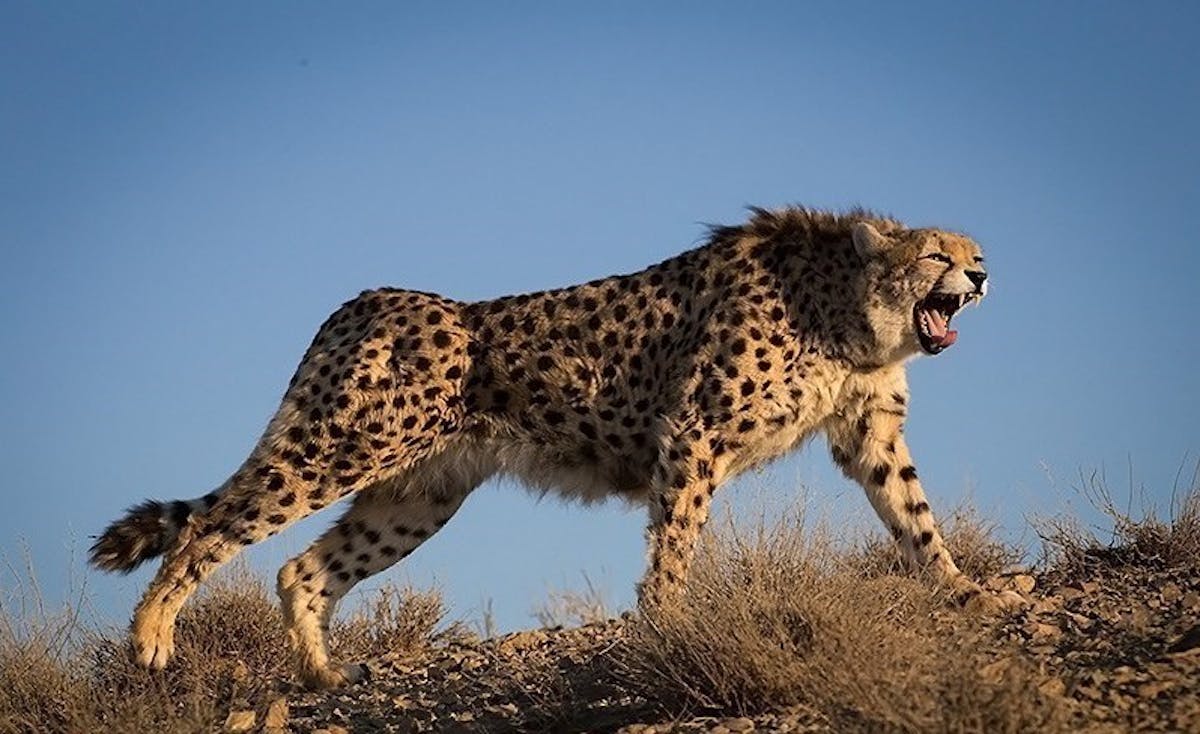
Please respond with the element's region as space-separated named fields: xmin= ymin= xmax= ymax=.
xmin=2 ymin=2 xmax=1198 ymax=632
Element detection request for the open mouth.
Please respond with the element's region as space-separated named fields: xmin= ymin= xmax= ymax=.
xmin=914 ymin=292 xmax=971 ymax=354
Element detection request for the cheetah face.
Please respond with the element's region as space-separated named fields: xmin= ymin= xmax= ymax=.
xmin=853 ymin=222 xmax=988 ymax=357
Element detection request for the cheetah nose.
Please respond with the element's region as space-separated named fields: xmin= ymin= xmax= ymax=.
xmin=965 ymin=270 xmax=987 ymax=290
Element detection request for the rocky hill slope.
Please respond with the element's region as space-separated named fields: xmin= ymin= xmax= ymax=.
xmin=2 ymin=485 xmax=1197 ymax=733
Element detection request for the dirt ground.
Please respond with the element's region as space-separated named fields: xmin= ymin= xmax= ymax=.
xmin=4 ymin=486 xmax=1198 ymax=733
xmin=278 ymin=562 xmax=1199 ymax=733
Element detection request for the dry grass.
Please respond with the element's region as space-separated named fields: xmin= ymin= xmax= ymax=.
xmin=619 ymin=511 xmax=1066 ymax=733
xmin=532 ymin=572 xmax=612 ymax=628
xmin=1038 ymin=465 xmax=1200 ymax=579
xmin=0 ymin=563 xmax=451 ymax=733
xmin=6 ymin=475 xmax=1198 ymax=733
xmin=336 ymin=583 xmax=458 ymax=660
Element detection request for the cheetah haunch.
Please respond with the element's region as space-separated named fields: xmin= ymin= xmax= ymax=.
xmin=91 ymin=206 xmax=1017 ymax=689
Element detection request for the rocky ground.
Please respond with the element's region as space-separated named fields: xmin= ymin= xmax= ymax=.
xmin=227 ymin=563 xmax=1199 ymax=733
xmin=6 ymin=492 xmax=1197 ymax=733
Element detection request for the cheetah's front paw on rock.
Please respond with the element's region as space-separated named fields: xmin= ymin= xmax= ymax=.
xmin=963 ymin=588 xmax=1028 ymax=615
xmin=301 ymin=662 xmax=370 ymax=690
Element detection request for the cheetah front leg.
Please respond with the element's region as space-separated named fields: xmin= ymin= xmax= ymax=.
xmin=826 ymin=394 xmax=1024 ymax=614
xmin=638 ymin=432 xmax=723 ymax=611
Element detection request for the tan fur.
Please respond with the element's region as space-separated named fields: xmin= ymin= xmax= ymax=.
xmin=93 ymin=206 xmax=1020 ymax=689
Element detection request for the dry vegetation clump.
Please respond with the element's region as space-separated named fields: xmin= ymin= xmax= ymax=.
xmin=0 ymin=620 xmax=85 ymax=733
xmin=619 ymin=512 xmax=1067 ymax=733
xmin=0 ymin=563 xmax=451 ymax=733
xmin=335 ymin=582 xmax=459 ymax=661
xmin=1038 ymin=467 xmax=1200 ymax=580
xmin=532 ymin=571 xmax=612 ymax=629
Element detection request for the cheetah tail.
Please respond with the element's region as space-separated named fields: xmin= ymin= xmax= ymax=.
xmin=88 ymin=498 xmax=199 ymax=573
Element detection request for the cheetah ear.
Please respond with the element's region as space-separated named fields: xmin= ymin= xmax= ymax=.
xmin=852 ymin=222 xmax=891 ymax=259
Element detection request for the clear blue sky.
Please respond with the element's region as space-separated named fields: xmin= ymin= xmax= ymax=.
xmin=3 ymin=2 xmax=1198 ymax=632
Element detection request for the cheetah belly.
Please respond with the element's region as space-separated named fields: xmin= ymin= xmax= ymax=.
xmin=486 ymin=437 xmax=653 ymax=505
xmin=725 ymin=414 xmax=818 ymax=479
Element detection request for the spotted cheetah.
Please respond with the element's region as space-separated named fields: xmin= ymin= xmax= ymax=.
xmin=91 ymin=206 xmax=1019 ymax=689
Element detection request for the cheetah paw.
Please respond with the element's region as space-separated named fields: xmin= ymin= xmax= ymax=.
xmin=301 ymin=662 xmax=370 ymax=690
xmin=964 ymin=588 xmax=1028 ymax=616
xmin=131 ymin=615 xmax=176 ymax=670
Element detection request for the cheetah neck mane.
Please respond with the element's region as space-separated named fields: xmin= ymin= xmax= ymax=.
xmin=705 ymin=206 xmax=903 ymax=247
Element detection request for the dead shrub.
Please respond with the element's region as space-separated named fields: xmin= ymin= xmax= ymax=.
xmin=1038 ymin=465 xmax=1200 ymax=578
xmin=620 ymin=511 xmax=1066 ymax=733
xmin=532 ymin=572 xmax=612 ymax=628
xmin=0 ymin=561 xmax=449 ymax=733
xmin=334 ymin=583 xmax=458 ymax=661
xmin=0 ymin=636 xmax=83 ymax=733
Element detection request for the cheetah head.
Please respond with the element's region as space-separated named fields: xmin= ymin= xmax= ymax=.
xmin=852 ymin=221 xmax=988 ymax=358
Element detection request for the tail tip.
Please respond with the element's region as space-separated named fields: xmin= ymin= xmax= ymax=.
xmin=88 ymin=500 xmax=177 ymax=573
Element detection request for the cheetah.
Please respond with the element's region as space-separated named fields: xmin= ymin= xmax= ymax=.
xmin=90 ymin=206 xmax=1020 ymax=689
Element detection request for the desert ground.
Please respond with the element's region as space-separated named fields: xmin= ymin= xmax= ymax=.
xmin=3 ymin=479 xmax=1198 ymax=733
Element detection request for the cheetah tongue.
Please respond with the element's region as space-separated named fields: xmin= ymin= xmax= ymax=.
xmin=924 ymin=308 xmax=959 ymax=348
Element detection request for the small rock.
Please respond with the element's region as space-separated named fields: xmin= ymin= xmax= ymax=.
xmin=1058 ymin=586 xmax=1085 ymax=601
xmin=1038 ymin=677 xmax=1066 ymax=697
xmin=978 ymin=659 xmax=1011 ymax=683
xmin=723 ymin=717 xmax=756 ymax=732
xmin=230 ymin=660 xmax=250 ymax=683
xmin=497 ymin=629 xmax=548 ymax=654
xmin=1138 ymin=680 xmax=1173 ymax=699
xmin=1126 ymin=606 xmax=1152 ymax=631
xmin=1066 ymin=612 xmax=1094 ymax=629
xmin=264 ymin=697 xmax=289 ymax=728
xmin=313 ymin=728 xmax=350 ymax=734
xmin=1009 ymin=574 xmax=1036 ymax=594
xmin=1182 ymin=591 xmax=1200 ymax=610
xmin=223 ymin=710 xmax=256 ymax=733
xmin=1162 ymin=582 xmax=1182 ymax=602
xmin=1024 ymin=620 xmax=1063 ymax=640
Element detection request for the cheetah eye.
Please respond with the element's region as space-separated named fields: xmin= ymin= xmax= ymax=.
xmin=921 ymin=253 xmax=952 ymax=264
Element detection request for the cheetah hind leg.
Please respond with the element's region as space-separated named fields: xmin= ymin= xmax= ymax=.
xmin=277 ymin=456 xmax=488 ymax=689
xmin=129 ymin=484 xmax=274 ymax=670
xmin=129 ymin=458 xmax=364 ymax=671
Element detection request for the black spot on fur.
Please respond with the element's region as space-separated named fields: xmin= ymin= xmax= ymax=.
xmin=169 ymin=500 xmax=191 ymax=527
xmin=830 ymin=446 xmax=851 ymax=468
